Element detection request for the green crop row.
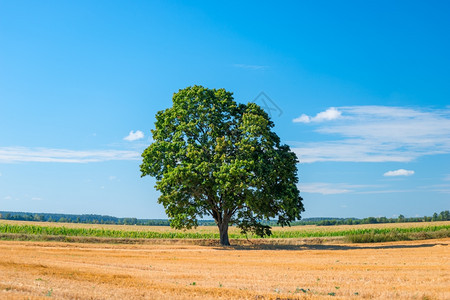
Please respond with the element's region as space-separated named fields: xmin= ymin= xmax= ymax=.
xmin=268 ymin=225 xmax=450 ymax=239
xmin=347 ymin=229 xmax=450 ymax=243
xmin=0 ymin=224 xmax=220 ymax=239
xmin=0 ymin=223 xmax=448 ymax=241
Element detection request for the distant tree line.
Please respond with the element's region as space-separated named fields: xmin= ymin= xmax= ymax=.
xmin=0 ymin=210 xmax=448 ymax=226
xmin=0 ymin=211 xmax=176 ymax=226
xmin=300 ymin=211 xmax=450 ymax=226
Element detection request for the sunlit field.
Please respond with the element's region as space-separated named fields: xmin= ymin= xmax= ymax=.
xmin=0 ymin=238 xmax=448 ymax=299
xmin=0 ymin=220 xmax=448 ymax=245
xmin=0 ymin=220 xmax=449 ymax=299
xmin=1 ymin=219 xmax=449 ymax=234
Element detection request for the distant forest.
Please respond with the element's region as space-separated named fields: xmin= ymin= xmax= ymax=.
xmin=0 ymin=210 xmax=448 ymax=226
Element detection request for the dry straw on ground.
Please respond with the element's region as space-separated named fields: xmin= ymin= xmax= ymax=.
xmin=0 ymin=238 xmax=448 ymax=299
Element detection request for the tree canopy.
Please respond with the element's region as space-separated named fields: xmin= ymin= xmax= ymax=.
xmin=140 ymin=86 xmax=304 ymax=245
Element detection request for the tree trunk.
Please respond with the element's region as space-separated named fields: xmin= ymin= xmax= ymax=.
xmin=218 ymin=222 xmax=230 ymax=246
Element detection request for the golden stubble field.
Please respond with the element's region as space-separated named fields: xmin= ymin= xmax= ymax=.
xmin=0 ymin=238 xmax=448 ymax=299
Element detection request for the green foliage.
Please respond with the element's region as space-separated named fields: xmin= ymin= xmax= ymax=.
xmin=0 ymin=211 xmax=214 ymax=226
xmin=140 ymin=86 xmax=304 ymax=244
xmin=1 ymin=210 xmax=448 ymax=228
xmin=294 ymin=287 xmax=309 ymax=294
xmin=347 ymin=227 xmax=450 ymax=243
xmin=309 ymin=210 xmax=450 ymax=226
xmin=0 ymin=224 xmax=219 ymax=239
xmin=46 ymin=288 xmax=53 ymax=297
xmin=1 ymin=223 xmax=447 ymax=242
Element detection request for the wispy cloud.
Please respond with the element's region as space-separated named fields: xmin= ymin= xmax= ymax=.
xmin=418 ymin=175 xmax=450 ymax=193
xmin=299 ymin=182 xmax=373 ymax=195
xmin=0 ymin=147 xmax=140 ymax=163
xmin=300 ymin=182 xmax=352 ymax=194
xmin=124 ymin=130 xmax=144 ymax=141
xmin=292 ymin=140 xmax=413 ymax=163
xmin=419 ymin=183 xmax=450 ymax=194
xmin=233 ymin=64 xmax=268 ymax=70
xmin=292 ymin=106 xmax=450 ymax=163
xmin=383 ymin=169 xmax=414 ymax=177
xmin=432 ymin=184 xmax=450 ymax=194
xmin=355 ymin=189 xmax=413 ymax=195
xmin=300 ymin=182 xmax=413 ymax=195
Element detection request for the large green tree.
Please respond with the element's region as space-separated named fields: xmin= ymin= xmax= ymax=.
xmin=140 ymin=86 xmax=304 ymax=245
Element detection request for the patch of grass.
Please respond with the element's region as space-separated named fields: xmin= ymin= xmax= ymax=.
xmin=294 ymin=287 xmax=309 ymax=294
xmin=347 ymin=228 xmax=450 ymax=243
xmin=45 ymin=288 xmax=53 ymax=297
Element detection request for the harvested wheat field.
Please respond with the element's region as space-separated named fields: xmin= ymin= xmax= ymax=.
xmin=0 ymin=239 xmax=448 ymax=299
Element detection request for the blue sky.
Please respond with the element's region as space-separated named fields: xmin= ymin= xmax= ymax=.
xmin=0 ymin=0 xmax=449 ymax=219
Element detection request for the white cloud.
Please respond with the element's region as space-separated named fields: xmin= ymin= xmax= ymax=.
xmin=31 ymin=197 xmax=42 ymax=201
xmin=292 ymin=106 xmax=450 ymax=163
xmin=0 ymin=147 xmax=140 ymax=163
xmin=0 ymin=172 xmax=2 ymax=176
xmin=293 ymin=107 xmax=342 ymax=123
xmin=4 ymin=196 xmax=12 ymax=200
xmin=292 ymin=114 xmax=311 ymax=123
xmin=383 ymin=169 xmax=415 ymax=177
xmin=124 ymin=130 xmax=144 ymax=141
xmin=314 ymin=107 xmax=342 ymax=122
